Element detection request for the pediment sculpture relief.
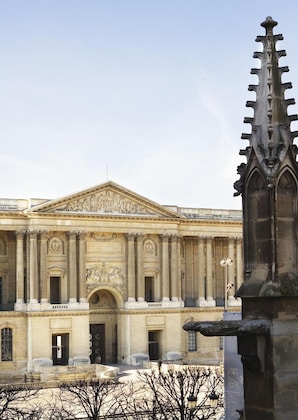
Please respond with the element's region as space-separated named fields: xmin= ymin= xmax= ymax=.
xmin=60 ymin=190 xmax=155 ymax=215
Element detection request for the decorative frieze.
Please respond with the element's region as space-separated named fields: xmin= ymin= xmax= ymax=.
xmin=89 ymin=232 xmax=118 ymax=241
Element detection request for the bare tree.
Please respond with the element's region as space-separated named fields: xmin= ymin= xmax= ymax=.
xmin=58 ymin=378 xmax=126 ymax=419
xmin=131 ymin=365 xmax=224 ymax=419
xmin=0 ymin=384 xmax=41 ymax=420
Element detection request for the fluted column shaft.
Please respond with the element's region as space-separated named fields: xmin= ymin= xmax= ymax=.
xmin=40 ymin=231 xmax=48 ymax=302
xmin=78 ymin=232 xmax=86 ymax=303
xmin=206 ymin=237 xmax=213 ymax=299
xmin=68 ymin=232 xmax=77 ymax=303
xmin=198 ymin=237 xmax=205 ymax=300
xmin=29 ymin=231 xmax=38 ymax=303
xmin=236 ymin=238 xmax=242 ymax=291
xmin=16 ymin=231 xmax=24 ymax=303
xmin=170 ymin=235 xmax=179 ymax=300
xmin=136 ymin=234 xmax=144 ymax=301
xmin=127 ymin=234 xmax=136 ymax=301
xmin=228 ymin=238 xmax=235 ymax=293
xmin=161 ymin=235 xmax=170 ymax=300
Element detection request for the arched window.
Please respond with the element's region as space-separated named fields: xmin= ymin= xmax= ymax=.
xmin=276 ymin=170 xmax=297 ymax=274
xmin=246 ymin=170 xmax=271 ymax=267
xmin=1 ymin=328 xmax=12 ymax=361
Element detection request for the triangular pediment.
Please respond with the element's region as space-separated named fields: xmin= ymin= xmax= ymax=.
xmin=29 ymin=181 xmax=182 ymax=219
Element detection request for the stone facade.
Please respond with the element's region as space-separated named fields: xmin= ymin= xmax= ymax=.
xmin=0 ymin=181 xmax=242 ymax=381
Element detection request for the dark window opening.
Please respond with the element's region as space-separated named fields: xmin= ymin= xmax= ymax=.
xmin=50 ymin=276 xmax=61 ymax=304
xmin=145 ymin=276 xmax=154 ymax=302
xmin=1 ymin=328 xmax=12 ymax=361
xmin=148 ymin=330 xmax=160 ymax=360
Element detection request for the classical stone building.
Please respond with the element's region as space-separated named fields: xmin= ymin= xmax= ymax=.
xmin=0 ymin=180 xmax=242 ymax=381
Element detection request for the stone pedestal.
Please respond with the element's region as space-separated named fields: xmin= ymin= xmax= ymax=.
xmin=239 ymin=297 xmax=298 ymax=420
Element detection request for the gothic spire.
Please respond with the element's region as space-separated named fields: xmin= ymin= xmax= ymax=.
xmin=235 ymin=16 xmax=298 ymax=195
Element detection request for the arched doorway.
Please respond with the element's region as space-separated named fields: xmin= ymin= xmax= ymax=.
xmin=88 ymin=289 xmax=118 ymax=364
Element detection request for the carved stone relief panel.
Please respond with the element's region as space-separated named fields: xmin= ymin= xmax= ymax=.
xmin=89 ymin=233 xmax=119 ymax=242
xmin=86 ymin=262 xmax=125 ymax=298
xmin=60 ymin=190 xmax=155 ymax=215
xmin=86 ymin=263 xmax=124 ymax=285
xmin=144 ymin=238 xmax=158 ymax=257
xmin=47 ymin=236 xmax=65 ymax=255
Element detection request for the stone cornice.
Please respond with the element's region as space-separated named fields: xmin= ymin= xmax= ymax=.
xmin=118 ymin=307 xmax=226 ymax=316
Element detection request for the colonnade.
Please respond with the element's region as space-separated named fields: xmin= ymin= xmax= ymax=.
xmin=13 ymin=230 xmax=243 ymax=310
xmin=126 ymin=234 xmax=181 ymax=303
xmin=126 ymin=234 xmax=242 ymax=307
xmin=196 ymin=236 xmax=242 ymax=307
xmin=15 ymin=230 xmax=87 ymax=308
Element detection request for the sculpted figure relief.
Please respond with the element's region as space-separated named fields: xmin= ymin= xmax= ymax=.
xmin=86 ymin=262 xmax=124 ymax=285
xmin=62 ymin=190 xmax=154 ymax=215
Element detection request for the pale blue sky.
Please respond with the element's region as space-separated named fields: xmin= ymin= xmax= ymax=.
xmin=1 ymin=1 xmax=298 ymax=209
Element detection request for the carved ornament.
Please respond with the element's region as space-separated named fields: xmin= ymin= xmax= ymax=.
xmin=60 ymin=190 xmax=155 ymax=215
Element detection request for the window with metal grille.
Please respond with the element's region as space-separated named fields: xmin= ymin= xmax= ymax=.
xmin=1 ymin=328 xmax=12 ymax=361
xmin=188 ymin=331 xmax=197 ymax=352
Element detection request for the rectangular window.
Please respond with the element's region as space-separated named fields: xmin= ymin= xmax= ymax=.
xmin=50 ymin=276 xmax=61 ymax=304
xmin=188 ymin=331 xmax=197 ymax=352
xmin=145 ymin=276 xmax=154 ymax=302
xmin=1 ymin=328 xmax=12 ymax=361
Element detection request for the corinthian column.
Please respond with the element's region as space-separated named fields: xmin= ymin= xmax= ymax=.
xmin=78 ymin=232 xmax=87 ymax=303
xmin=161 ymin=235 xmax=170 ymax=301
xmin=126 ymin=234 xmax=136 ymax=301
xmin=68 ymin=232 xmax=77 ymax=303
xmin=29 ymin=231 xmax=38 ymax=303
xmin=227 ymin=238 xmax=235 ymax=302
xmin=197 ymin=236 xmax=206 ymax=306
xmin=136 ymin=234 xmax=144 ymax=302
xmin=206 ymin=237 xmax=215 ymax=306
xmin=40 ymin=231 xmax=48 ymax=303
xmin=236 ymin=237 xmax=243 ymax=291
xmin=170 ymin=235 xmax=179 ymax=301
xmin=16 ymin=231 xmax=24 ymax=304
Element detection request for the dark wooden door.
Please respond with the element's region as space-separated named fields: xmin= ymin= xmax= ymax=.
xmin=90 ymin=324 xmax=106 ymax=364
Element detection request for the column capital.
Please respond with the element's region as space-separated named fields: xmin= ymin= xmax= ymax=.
xmin=125 ymin=233 xmax=135 ymax=241
xmin=15 ymin=230 xmax=25 ymax=239
xmin=27 ymin=230 xmax=38 ymax=239
xmin=39 ymin=230 xmax=49 ymax=240
xmin=78 ymin=231 xmax=87 ymax=240
xmin=198 ymin=236 xmax=206 ymax=242
xmin=136 ymin=233 xmax=144 ymax=242
xmin=68 ymin=231 xmax=77 ymax=240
